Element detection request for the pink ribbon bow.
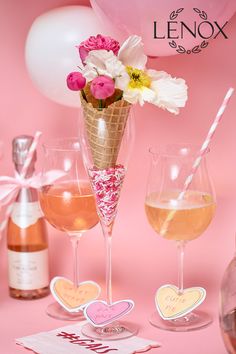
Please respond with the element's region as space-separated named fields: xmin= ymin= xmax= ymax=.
xmin=0 ymin=170 xmax=65 ymax=206
xmin=0 ymin=170 xmax=66 ymax=235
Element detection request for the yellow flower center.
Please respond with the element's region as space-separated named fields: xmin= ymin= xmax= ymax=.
xmin=126 ymin=66 xmax=151 ymax=89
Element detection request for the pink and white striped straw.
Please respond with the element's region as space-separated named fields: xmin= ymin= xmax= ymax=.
xmin=20 ymin=131 xmax=42 ymax=179
xmin=160 ymin=87 xmax=234 ymax=235
xmin=0 ymin=131 xmax=42 ymax=235
xmin=178 ymin=87 xmax=234 ymax=199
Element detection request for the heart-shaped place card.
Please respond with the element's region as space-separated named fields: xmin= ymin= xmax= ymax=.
xmin=50 ymin=277 xmax=101 ymax=313
xmin=84 ymin=300 xmax=134 ymax=327
xmin=155 ymin=284 xmax=206 ymax=320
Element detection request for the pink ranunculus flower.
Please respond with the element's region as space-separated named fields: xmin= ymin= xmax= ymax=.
xmin=90 ymin=75 xmax=115 ymax=100
xmin=77 ymin=34 xmax=120 ymax=64
xmin=66 ymin=72 xmax=86 ymax=91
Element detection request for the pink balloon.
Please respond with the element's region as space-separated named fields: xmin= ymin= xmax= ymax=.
xmin=91 ymin=0 xmax=236 ymax=57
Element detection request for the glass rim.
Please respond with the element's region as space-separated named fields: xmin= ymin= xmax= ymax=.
xmin=148 ymin=143 xmax=210 ymax=158
xmin=42 ymin=137 xmax=81 ymax=152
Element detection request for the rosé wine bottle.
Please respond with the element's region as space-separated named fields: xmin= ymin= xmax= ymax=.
xmin=7 ymin=135 xmax=49 ymax=299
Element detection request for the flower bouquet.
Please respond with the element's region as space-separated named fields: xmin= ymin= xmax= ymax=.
xmin=67 ymin=34 xmax=188 ymax=171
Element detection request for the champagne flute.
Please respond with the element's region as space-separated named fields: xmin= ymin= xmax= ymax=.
xmin=145 ymin=144 xmax=216 ymax=331
xmin=79 ymin=108 xmax=139 ymax=339
xmin=39 ymin=138 xmax=99 ymax=320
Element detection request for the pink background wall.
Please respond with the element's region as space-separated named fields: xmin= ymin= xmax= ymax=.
xmin=0 ymin=1 xmax=236 ymax=353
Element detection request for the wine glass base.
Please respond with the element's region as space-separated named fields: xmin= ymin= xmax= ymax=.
xmin=149 ymin=310 xmax=213 ymax=332
xmin=46 ymin=302 xmax=85 ymax=321
xmin=81 ymin=321 xmax=139 ymax=340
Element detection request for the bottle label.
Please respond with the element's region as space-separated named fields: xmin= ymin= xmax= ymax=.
xmin=11 ymin=201 xmax=43 ymax=229
xmin=8 ymin=249 xmax=49 ymax=290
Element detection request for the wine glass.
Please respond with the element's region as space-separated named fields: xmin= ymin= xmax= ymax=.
xmin=145 ymin=144 xmax=216 ymax=331
xmin=39 ymin=138 xmax=99 ymax=320
xmin=220 ymin=235 xmax=236 ymax=353
xmin=79 ymin=107 xmax=139 ymax=339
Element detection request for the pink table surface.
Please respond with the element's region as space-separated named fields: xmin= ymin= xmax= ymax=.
xmin=0 ymin=209 xmax=230 ymax=354
xmin=0 ymin=279 xmax=227 ymax=354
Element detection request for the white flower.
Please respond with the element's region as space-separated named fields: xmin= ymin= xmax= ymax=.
xmin=82 ymin=50 xmax=129 ymax=91
xmin=118 ymin=35 xmax=147 ymax=70
xmin=117 ymin=35 xmax=188 ymax=113
xmin=149 ymin=70 xmax=188 ymax=114
xmin=122 ymin=66 xmax=155 ymax=105
xmin=122 ymin=66 xmax=188 ymax=113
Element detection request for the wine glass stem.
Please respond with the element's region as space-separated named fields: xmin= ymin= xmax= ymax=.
xmin=177 ymin=240 xmax=186 ymax=294
xmin=69 ymin=234 xmax=81 ymax=287
xmin=101 ymin=222 xmax=113 ymax=305
xmin=106 ymin=235 xmax=112 ymax=305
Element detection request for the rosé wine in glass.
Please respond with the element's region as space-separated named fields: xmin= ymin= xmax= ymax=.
xmin=39 ymin=181 xmax=98 ymax=234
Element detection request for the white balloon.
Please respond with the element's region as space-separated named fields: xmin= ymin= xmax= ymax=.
xmin=25 ymin=6 xmax=120 ymax=107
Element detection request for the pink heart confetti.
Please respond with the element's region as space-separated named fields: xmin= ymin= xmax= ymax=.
xmin=84 ymin=300 xmax=134 ymax=327
xmin=88 ymin=164 xmax=126 ymax=225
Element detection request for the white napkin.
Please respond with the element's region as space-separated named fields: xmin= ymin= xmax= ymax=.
xmin=16 ymin=322 xmax=160 ymax=354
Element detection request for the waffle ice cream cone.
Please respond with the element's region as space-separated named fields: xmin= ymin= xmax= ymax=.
xmin=80 ymin=95 xmax=131 ymax=170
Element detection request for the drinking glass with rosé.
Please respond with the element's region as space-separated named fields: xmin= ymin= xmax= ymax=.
xmin=39 ymin=138 xmax=99 ymax=320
